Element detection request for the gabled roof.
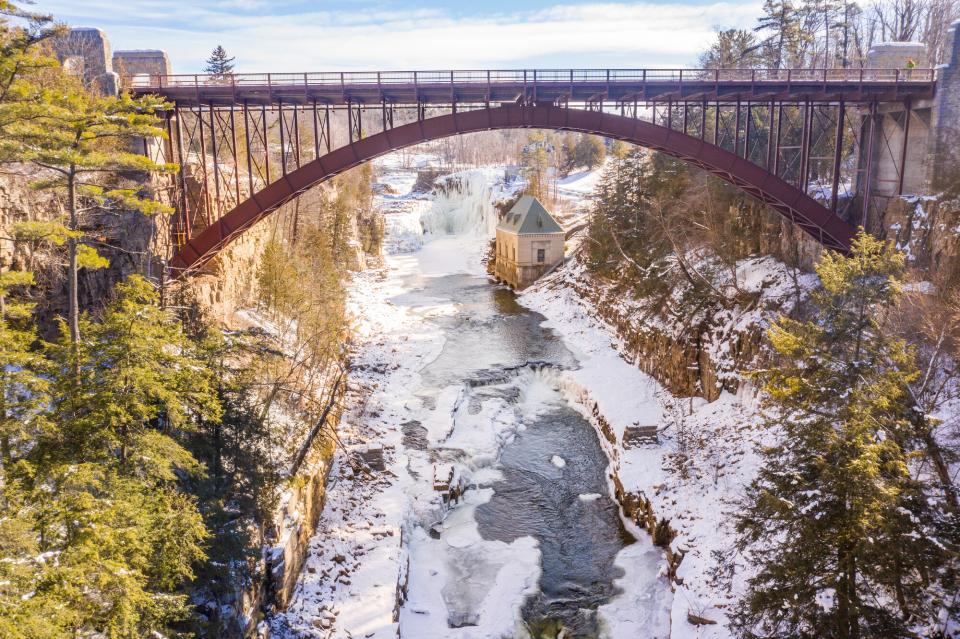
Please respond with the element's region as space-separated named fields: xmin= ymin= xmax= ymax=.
xmin=496 ymin=195 xmax=564 ymax=235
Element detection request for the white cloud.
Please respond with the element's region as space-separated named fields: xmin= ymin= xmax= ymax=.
xmin=39 ymin=0 xmax=762 ymax=72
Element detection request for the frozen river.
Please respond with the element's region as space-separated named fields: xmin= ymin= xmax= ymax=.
xmin=273 ymin=163 xmax=671 ymax=639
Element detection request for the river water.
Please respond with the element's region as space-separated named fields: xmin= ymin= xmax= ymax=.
xmin=400 ymin=267 xmax=634 ymax=637
xmin=385 ymin=168 xmax=655 ymax=638
xmin=274 ymin=164 xmax=670 ymax=639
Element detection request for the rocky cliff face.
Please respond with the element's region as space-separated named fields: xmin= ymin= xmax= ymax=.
xmin=883 ymin=193 xmax=960 ymax=290
xmin=555 ymin=254 xmax=810 ymax=401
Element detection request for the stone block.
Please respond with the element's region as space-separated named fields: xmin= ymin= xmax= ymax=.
xmin=113 ymin=49 xmax=173 ymax=84
xmin=623 ymin=424 xmax=659 ymax=447
xmin=866 ymin=41 xmax=929 ymax=69
xmin=54 ymin=27 xmax=118 ymax=95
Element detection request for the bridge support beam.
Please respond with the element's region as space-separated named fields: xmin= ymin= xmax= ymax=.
xmin=167 ymin=104 xmax=857 ymax=275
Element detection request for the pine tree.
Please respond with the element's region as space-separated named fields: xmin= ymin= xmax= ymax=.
xmin=0 ymin=270 xmax=48 ymax=466
xmin=204 ymin=45 xmax=235 ymax=79
xmin=699 ymin=29 xmax=764 ymax=69
xmin=574 ymin=135 xmax=605 ymax=170
xmin=735 ymin=232 xmax=956 ymax=639
xmin=0 ymin=2 xmax=61 ymax=150
xmin=755 ymin=0 xmax=806 ymax=68
xmin=559 ymin=133 xmax=577 ymax=177
xmin=9 ymin=83 xmax=175 ymax=348
xmin=521 ymin=131 xmax=551 ymax=202
xmin=44 ymin=275 xmax=220 ymax=476
xmin=11 ymin=274 xmax=221 ymax=638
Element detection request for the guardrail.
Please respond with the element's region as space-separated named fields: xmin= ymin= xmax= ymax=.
xmin=128 ymin=67 xmax=936 ymax=90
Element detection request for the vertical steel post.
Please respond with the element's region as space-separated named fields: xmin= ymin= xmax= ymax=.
xmin=897 ymin=98 xmax=912 ymax=195
xmin=830 ymin=101 xmax=845 ymax=212
xmin=172 ymin=105 xmax=191 ymax=243
xmin=324 ymin=104 xmax=331 ymax=153
xmin=208 ymin=102 xmax=222 ymax=220
xmin=744 ymin=102 xmax=752 ymax=160
xmin=229 ymin=106 xmax=240 ymax=204
xmin=861 ymin=101 xmax=878 ymax=229
xmin=262 ymin=104 xmax=271 ymax=184
xmin=292 ymin=104 xmax=301 ymax=169
xmin=278 ymin=98 xmax=287 ymax=174
xmin=682 ymin=103 xmax=688 ymax=135
xmin=714 ymin=101 xmax=720 ymax=146
xmin=667 ymin=99 xmax=673 ymax=130
xmin=766 ymin=101 xmax=775 ymax=171
xmin=799 ymin=101 xmax=812 ymax=191
xmin=700 ymin=99 xmax=707 ymax=140
xmin=774 ymin=104 xmax=784 ymax=176
xmin=312 ymin=99 xmax=321 ymax=160
xmin=243 ymin=100 xmax=255 ymax=196
xmin=734 ymin=98 xmax=741 ymax=156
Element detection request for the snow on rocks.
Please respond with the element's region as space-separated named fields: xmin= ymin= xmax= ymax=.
xmin=550 ymin=455 xmax=567 ymax=468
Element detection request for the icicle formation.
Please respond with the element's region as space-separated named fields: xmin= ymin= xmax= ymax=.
xmin=420 ymin=168 xmax=504 ymax=238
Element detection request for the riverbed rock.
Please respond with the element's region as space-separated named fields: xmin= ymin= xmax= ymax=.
xmin=687 ymin=609 xmax=718 ymax=625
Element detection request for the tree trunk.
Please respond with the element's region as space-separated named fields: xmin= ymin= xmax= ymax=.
xmin=914 ymin=415 xmax=959 ymax=512
xmin=0 ymin=293 xmax=7 ymax=467
xmin=837 ymin=546 xmax=850 ymax=639
xmin=67 ymin=169 xmax=79 ymax=345
xmin=848 ymin=551 xmax=860 ymax=639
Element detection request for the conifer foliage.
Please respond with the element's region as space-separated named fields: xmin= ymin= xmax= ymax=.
xmin=1 ymin=277 xmax=219 ymax=638
xmin=10 ymin=86 xmax=175 ymax=346
xmin=204 ymin=45 xmax=235 ymax=78
xmin=735 ymin=232 xmax=957 ymax=638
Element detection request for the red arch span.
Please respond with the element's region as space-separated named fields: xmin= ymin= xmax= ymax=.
xmin=170 ymin=103 xmax=856 ymax=274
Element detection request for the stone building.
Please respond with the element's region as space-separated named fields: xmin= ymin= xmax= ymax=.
xmin=494 ymin=195 xmax=564 ymax=289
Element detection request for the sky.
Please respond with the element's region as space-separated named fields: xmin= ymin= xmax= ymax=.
xmin=38 ymin=0 xmax=763 ymax=73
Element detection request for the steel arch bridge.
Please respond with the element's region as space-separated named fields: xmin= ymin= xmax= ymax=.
xmin=128 ymin=68 xmax=937 ymax=275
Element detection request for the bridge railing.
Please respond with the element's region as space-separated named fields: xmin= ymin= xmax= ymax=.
xmin=127 ymin=67 xmax=936 ymax=90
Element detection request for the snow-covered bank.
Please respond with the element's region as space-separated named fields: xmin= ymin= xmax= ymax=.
xmin=518 ymin=258 xmax=783 ymax=637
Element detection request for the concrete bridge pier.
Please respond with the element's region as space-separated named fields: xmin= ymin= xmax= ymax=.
xmin=857 ymin=26 xmax=960 ymax=234
xmin=54 ymin=28 xmax=174 ymax=166
xmin=931 ymin=20 xmax=960 ymax=190
xmin=857 ymin=43 xmax=933 ymax=232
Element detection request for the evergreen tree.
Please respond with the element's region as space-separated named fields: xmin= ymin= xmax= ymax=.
xmin=699 ymin=29 xmax=764 ymax=68
xmin=575 ymin=135 xmax=606 ymax=170
xmin=0 ymin=275 xmax=221 ymax=638
xmin=0 ymin=271 xmax=48 ymax=466
xmin=10 ymin=84 xmax=174 ymax=348
xmin=586 ymin=143 xmax=672 ymax=293
xmin=755 ymin=0 xmax=807 ymax=68
xmin=43 ymin=275 xmax=220 ymax=476
xmin=559 ymin=133 xmax=577 ymax=176
xmin=521 ymin=131 xmax=551 ymax=201
xmin=204 ymin=45 xmax=235 ymax=78
xmin=735 ymin=232 xmax=956 ymax=639
xmin=0 ymin=2 xmax=60 ymax=152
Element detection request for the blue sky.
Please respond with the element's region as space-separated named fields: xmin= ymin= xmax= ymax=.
xmin=39 ymin=0 xmax=762 ymax=73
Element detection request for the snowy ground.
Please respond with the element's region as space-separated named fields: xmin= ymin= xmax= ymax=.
xmin=274 ymin=157 xmax=779 ymax=639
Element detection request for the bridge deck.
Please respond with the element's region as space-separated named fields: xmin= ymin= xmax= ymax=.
xmin=130 ymin=68 xmax=936 ymax=106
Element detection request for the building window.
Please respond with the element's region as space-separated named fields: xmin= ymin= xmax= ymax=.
xmin=537 ymin=248 xmax=545 ymax=263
